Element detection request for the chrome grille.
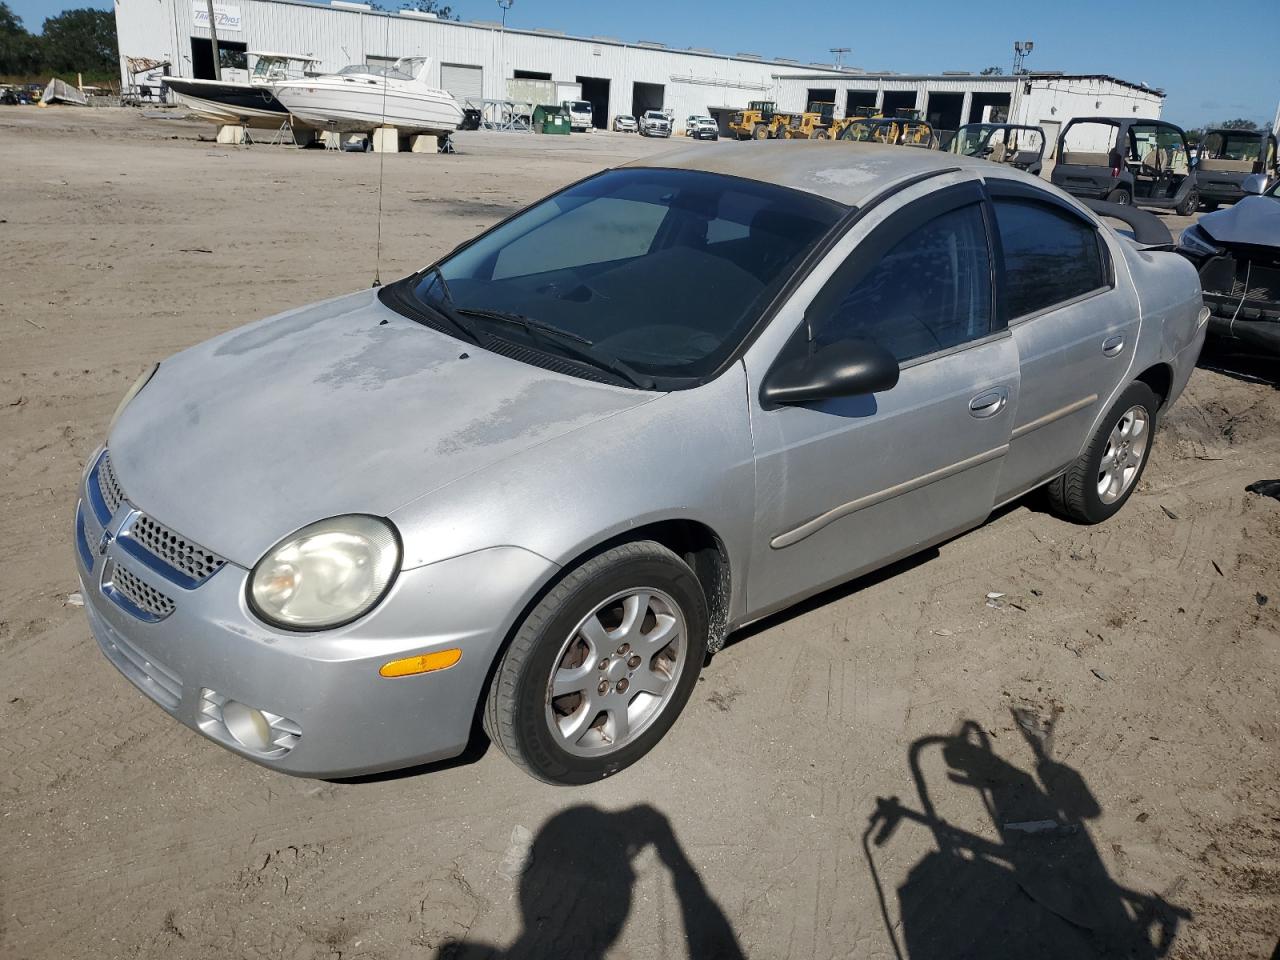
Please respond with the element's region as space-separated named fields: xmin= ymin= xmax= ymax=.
xmin=97 ymin=451 xmax=125 ymax=515
xmin=130 ymin=513 xmax=227 ymax=583
xmin=109 ymin=563 xmax=176 ymax=620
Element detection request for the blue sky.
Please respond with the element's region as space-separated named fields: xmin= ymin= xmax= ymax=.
xmin=12 ymin=0 xmax=1277 ymax=128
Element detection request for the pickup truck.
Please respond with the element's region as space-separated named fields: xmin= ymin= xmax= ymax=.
xmin=638 ymin=110 xmax=671 ymax=138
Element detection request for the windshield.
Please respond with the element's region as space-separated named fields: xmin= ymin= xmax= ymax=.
xmin=645 ymin=111 xmax=666 ymax=120
xmin=402 ymin=167 xmax=844 ymax=382
xmin=571 ymin=100 xmax=591 ymax=112
xmin=952 ymin=126 xmax=993 ymax=156
xmin=1202 ymin=131 xmax=1262 ymax=161
xmin=339 ymin=63 xmax=415 ymax=81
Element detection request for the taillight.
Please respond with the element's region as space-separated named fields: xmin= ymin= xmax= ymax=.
xmin=1111 ymin=165 xmax=1121 ymax=178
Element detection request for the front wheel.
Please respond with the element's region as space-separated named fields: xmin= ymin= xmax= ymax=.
xmin=1046 ymin=382 xmax=1159 ymax=524
xmin=1105 ymin=187 xmax=1132 ymax=206
xmin=1175 ymin=188 xmax=1199 ymax=217
xmin=484 ymin=541 xmax=707 ymax=785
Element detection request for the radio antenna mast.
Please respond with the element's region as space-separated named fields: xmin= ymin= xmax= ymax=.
xmin=372 ymin=11 xmax=391 ymax=287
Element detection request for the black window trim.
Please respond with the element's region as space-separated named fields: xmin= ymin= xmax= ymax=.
xmin=984 ymin=178 xmax=1115 ymax=324
xmin=776 ymin=179 xmax=1000 ymax=371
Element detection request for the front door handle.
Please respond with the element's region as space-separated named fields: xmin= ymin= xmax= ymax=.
xmin=969 ymin=387 xmax=1009 ymax=419
xmin=1102 ymin=335 xmax=1125 ymax=357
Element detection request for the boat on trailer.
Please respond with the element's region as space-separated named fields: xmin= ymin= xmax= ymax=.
xmin=163 ymin=52 xmax=319 ymax=128
xmin=273 ymin=58 xmax=463 ymax=137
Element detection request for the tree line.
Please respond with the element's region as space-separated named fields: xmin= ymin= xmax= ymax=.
xmin=0 ymin=1 xmax=117 ymax=79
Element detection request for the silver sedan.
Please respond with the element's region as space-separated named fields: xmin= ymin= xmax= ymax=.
xmin=78 ymin=143 xmax=1206 ymax=784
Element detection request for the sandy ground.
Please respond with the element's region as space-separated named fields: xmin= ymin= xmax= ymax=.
xmin=1 ymin=107 xmax=1278 ymax=960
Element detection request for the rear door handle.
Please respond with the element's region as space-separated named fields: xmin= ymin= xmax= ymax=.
xmin=1102 ymin=335 xmax=1125 ymax=357
xmin=969 ymin=387 xmax=1009 ymax=419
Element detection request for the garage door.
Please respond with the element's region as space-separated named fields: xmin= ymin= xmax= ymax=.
xmin=440 ymin=63 xmax=482 ymax=105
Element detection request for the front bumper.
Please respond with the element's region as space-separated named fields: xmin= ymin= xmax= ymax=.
xmin=76 ymin=451 xmax=557 ymax=777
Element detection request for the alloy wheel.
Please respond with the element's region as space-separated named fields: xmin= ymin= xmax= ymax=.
xmin=545 ymin=588 xmax=687 ymax=757
xmin=1097 ymin=405 xmax=1150 ymax=504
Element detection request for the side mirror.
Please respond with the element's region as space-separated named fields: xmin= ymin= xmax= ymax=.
xmin=762 ymin=338 xmax=900 ymax=408
xmin=1242 ymin=173 xmax=1267 ymax=196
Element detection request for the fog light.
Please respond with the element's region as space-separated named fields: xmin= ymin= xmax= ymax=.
xmin=221 ymin=700 xmax=273 ymax=752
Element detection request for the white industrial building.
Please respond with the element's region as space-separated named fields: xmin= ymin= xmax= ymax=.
xmin=115 ymin=0 xmax=1164 ymax=143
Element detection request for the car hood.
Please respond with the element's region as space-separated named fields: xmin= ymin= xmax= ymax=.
xmin=107 ymin=289 xmax=655 ymax=566
xmin=1198 ymin=195 xmax=1280 ymax=248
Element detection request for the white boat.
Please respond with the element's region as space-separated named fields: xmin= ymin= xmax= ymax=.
xmin=273 ymin=58 xmax=463 ymax=137
xmin=163 ymin=52 xmax=319 ymax=128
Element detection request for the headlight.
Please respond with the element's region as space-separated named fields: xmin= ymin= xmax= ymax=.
xmin=1177 ymin=225 xmax=1223 ymax=258
xmin=108 ymin=362 xmax=159 ymax=434
xmin=248 ymin=515 xmax=401 ymax=630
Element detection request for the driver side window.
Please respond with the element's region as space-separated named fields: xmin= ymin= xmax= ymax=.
xmin=813 ymin=203 xmax=993 ymax=364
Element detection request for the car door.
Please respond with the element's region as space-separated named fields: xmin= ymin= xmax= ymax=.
xmin=744 ymin=180 xmax=1020 ymax=617
xmin=986 ymin=179 xmax=1139 ymax=504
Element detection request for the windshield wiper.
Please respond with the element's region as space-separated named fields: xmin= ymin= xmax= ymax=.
xmin=456 ymin=307 xmax=655 ymax=389
xmin=415 ymin=266 xmax=481 ymax=345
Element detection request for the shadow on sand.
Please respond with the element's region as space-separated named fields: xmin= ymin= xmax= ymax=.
xmin=435 ymin=803 xmax=745 ymax=960
xmin=864 ymin=711 xmax=1190 ymax=959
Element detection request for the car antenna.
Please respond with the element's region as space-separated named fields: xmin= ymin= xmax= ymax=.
xmin=371 ymin=14 xmax=391 ymax=288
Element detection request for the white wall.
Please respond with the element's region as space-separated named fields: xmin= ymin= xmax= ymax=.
xmin=115 ymin=0 xmax=827 ymax=125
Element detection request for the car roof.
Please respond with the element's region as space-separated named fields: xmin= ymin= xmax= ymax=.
xmin=623 ymin=140 xmax=995 ymax=206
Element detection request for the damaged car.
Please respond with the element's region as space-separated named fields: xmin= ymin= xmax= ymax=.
xmin=79 ymin=144 xmax=1205 ymax=785
xmin=1178 ymin=173 xmax=1280 ymax=355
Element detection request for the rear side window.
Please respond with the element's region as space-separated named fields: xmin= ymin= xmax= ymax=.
xmin=815 ymin=203 xmax=992 ymax=363
xmin=993 ymin=199 xmax=1107 ymax=319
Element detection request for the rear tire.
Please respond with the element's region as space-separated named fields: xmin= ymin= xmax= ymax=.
xmin=1046 ymin=382 xmax=1159 ymax=524
xmin=483 ymin=541 xmax=708 ymax=785
xmin=1105 ymin=187 xmax=1132 ymax=206
xmin=752 ymin=124 xmax=769 ymax=141
xmin=810 ymin=129 xmax=828 ymax=140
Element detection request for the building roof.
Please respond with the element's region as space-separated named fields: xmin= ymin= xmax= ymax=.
xmin=623 ymin=140 xmax=997 ymax=206
xmin=774 ymin=70 xmax=1164 ymax=97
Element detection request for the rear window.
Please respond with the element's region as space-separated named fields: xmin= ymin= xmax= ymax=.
xmin=1061 ymin=122 xmax=1119 ymax=161
xmin=994 ymin=199 xmax=1107 ymax=318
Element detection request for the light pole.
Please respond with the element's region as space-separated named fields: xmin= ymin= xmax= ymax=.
xmin=829 ymin=47 xmax=850 ymax=69
xmin=498 ymin=0 xmax=514 ymax=28
xmin=1012 ymin=39 xmax=1034 ymax=75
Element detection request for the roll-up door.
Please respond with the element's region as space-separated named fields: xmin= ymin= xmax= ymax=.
xmin=440 ymin=63 xmax=482 ymax=104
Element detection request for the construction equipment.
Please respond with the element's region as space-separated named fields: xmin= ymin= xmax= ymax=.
xmin=781 ymin=101 xmax=837 ymax=139
xmin=838 ymin=115 xmax=938 ymax=149
xmin=825 ymin=105 xmax=881 ymax=141
xmin=728 ymin=100 xmax=778 ymax=140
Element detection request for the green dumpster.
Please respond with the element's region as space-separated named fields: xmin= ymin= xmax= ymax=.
xmin=533 ymin=104 xmax=570 ymax=135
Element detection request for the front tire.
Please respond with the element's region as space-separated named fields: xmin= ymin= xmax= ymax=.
xmin=1176 ymin=188 xmax=1199 ymax=217
xmin=484 ymin=541 xmax=708 ymax=785
xmin=1105 ymin=187 xmax=1132 ymax=206
xmin=1047 ymin=382 xmax=1159 ymax=524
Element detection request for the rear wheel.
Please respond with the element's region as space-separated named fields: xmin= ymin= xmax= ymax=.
xmin=752 ymin=123 xmax=769 ymax=141
xmin=1047 ymin=382 xmax=1159 ymax=524
xmin=1105 ymin=187 xmax=1132 ymax=206
xmin=809 ymin=128 xmax=828 ymax=140
xmin=484 ymin=541 xmax=707 ymax=785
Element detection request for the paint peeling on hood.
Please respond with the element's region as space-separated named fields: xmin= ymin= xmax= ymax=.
xmin=106 ymin=289 xmax=655 ymax=565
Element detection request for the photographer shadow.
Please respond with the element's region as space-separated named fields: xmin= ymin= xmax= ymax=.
xmin=436 ymin=804 xmax=744 ymax=960
xmin=864 ymin=712 xmax=1189 ymax=959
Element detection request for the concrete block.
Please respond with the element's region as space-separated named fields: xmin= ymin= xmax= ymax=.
xmin=371 ymin=126 xmax=401 ymax=153
xmin=215 ymin=124 xmax=246 ymax=145
xmin=410 ymin=134 xmax=439 ymax=153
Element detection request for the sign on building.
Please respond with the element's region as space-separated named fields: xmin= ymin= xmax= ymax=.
xmin=192 ymin=1 xmax=243 ymax=32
